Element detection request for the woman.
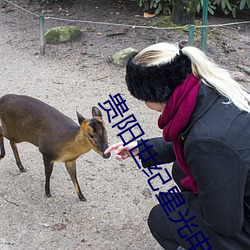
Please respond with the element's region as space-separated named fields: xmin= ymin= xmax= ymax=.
xmin=104 ymin=42 xmax=250 ymax=250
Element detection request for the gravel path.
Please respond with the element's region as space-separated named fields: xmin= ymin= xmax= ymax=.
xmin=0 ymin=1 xmax=249 ymax=249
xmin=0 ymin=4 xmax=166 ymax=250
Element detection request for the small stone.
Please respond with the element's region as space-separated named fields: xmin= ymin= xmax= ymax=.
xmin=39 ymin=223 xmax=50 ymax=228
xmin=112 ymin=47 xmax=138 ymax=67
xmin=231 ymin=71 xmax=247 ymax=82
xmin=0 ymin=0 xmax=6 ymax=8
xmin=236 ymin=65 xmax=250 ymax=76
xmin=45 ymin=26 xmax=82 ymax=44
xmin=141 ymin=187 xmax=152 ymax=198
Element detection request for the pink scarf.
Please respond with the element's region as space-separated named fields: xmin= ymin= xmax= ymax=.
xmin=158 ymin=73 xmax=200 ymax=194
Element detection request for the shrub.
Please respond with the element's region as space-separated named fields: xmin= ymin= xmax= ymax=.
xmin=135 ymin=0 xmax=250 ymax=17
xmin=135 ymin=0 xmax=172 ymax=15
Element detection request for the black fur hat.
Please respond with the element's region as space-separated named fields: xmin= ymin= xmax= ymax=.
xmin=125 ymin=52 xmax=192 ymax=103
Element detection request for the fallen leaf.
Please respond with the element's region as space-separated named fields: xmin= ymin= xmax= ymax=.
xmin=143 ymin=12 xmax=155 ymax=18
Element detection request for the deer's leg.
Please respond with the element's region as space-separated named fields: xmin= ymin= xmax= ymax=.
xmin=43 ymin=155 xmax=54 ymax=198
xmin=10 ymin=141 xmax=25 ymax=172
xmin=0 ymin=127 xmax=5 ymax=159
xmin=65 ymin=161 xmax=86 ymax=202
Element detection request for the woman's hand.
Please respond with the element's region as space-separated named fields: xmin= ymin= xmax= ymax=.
xmin=104 ymin=141 xmax=139 ymax=160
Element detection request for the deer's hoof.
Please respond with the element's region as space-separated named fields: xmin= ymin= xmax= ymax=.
xmin=46 ymin=193 xmax=52 ymax=198
xmin=79 ymin=196 xmax=87 ymax=202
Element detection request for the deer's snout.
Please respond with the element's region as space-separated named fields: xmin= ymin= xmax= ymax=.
xmin=102 ymin=152 xmax=111 ymax=159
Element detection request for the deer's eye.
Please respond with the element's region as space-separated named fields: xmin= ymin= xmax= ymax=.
xmin=89 ymin=133 xmax=94 ymax=139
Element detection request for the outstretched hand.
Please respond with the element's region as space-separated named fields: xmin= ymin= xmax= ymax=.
xmin=104 ymin=141 xmax=139 ymax=161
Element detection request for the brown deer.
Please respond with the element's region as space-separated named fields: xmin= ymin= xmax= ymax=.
xmin=0 ymin=94 xmax=110 ymax=201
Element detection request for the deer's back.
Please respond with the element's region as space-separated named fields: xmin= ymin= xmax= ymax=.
xmin=0 ymin=94 xmax=79 ymax=147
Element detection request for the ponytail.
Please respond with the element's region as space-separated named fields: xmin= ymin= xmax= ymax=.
xmin=182 ymin=46 xmax=250 ymax=112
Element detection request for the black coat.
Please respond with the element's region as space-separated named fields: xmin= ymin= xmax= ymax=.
xmin=139 ymin=84 xmax=250 ymax=249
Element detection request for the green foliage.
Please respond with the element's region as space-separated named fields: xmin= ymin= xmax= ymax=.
xmin=135 ymin=0 xmax=250 ymax=18
xmin=213 ymin=0 xmax=238 ymax=17
xmin=197 ymin=0 xmax=217 ymax=15
xmin=135 ymin=0 xmax=172 ymax=15
xmin=208 ymin=0 xmax=250 ymax=17
xmin=239 ymin=0 xmax=250 ymax=9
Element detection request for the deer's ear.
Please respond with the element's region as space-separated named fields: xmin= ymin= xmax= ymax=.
xmin=76 ymin=111 xmax=85 ymax=125
xmin=92 ymin=106 xmax=102 ymax=118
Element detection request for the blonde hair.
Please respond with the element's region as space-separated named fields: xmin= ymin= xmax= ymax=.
xmin=134 ymin=42 xmax=250 ymax=113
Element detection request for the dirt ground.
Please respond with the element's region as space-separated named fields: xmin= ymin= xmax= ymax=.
xmin=0 ymin=0 xmax=249 ymax=250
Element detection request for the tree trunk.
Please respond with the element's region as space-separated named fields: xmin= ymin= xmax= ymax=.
xmin=171 ymin=0 xmax=198 ymax=25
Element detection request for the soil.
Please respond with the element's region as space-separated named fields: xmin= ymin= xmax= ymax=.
xmin=0 ymin=0 xmax=249 ymax=250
